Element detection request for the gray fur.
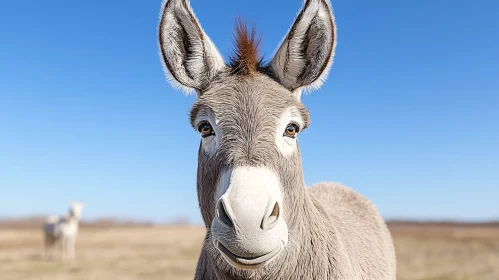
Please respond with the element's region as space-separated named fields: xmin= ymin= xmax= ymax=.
xmin=158 ymin=0 xmax=396 ymax=279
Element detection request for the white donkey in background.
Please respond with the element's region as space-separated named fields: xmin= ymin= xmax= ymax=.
xmin=43 ymin=202 xmax=85 ymax=260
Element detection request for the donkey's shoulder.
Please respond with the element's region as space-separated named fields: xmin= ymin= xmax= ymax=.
xmin=307 ymin=181 xmax=385 ymax=230
xmin=308 ymin=182 xmax=373 ymax=209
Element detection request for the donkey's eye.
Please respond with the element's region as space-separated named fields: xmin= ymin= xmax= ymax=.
xmin=284 ymin=123 xmax=300 ymax=138
xmin=197 ymin=121 xmax=215 ymax=138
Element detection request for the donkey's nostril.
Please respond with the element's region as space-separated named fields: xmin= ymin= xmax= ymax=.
xmin=261 ymin=202 xmax=280 ymax=230
xmin=270 ymin=202 xmax=280 ymax=220
xmin=217 ymin=200 xmax=234 ymax=228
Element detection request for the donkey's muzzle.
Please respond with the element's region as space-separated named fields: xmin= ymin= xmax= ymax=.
xmin=210 ymin=166 xmax=289 ymax=269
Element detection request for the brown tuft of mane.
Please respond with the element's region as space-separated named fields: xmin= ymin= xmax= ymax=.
xmin=229 ymin=17 xmax=263 ymax=75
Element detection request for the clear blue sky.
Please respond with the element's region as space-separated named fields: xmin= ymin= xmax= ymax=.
xmin=1 ymin=0 xmax=498 ymax=224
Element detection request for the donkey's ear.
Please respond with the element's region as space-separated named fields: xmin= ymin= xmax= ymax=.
xmin=158 ymin=0 xmax=226 ymax=94
xmin=268 ymin=0 xmax=336 ymax=96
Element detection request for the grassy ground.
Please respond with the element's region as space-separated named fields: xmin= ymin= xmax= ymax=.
xmin=391 ymin=224 xmax=499 ymax=280
xmin=0 ymin=224 xmax=498 ymax=280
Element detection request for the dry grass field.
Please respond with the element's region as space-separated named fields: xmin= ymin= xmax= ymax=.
xmin=390 ymin=223 xmax=499 ymax=280
xmin=0 ymin=223 xmax=498 ymax=280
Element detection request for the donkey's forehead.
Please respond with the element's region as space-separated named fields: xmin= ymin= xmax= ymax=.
xmin=190 ymin=74 xmax=310 ymax=126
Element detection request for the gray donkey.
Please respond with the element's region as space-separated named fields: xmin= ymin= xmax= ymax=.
xmin=158 ymin=0 xmax=396 ymax=279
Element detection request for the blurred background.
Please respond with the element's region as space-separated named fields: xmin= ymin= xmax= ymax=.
xmin=0 ymin=0 xmax=498 ymax=279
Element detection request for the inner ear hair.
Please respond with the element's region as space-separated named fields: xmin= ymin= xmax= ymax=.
xmin=158 ymin=0 xmax=227 ymax=94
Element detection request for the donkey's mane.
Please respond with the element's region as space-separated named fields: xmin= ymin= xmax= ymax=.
xmin=229 ymin=18 xmax=264 ymax=75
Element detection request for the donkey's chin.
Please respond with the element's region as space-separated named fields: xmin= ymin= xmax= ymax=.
xmin=215 ymin=240 xmax=285 ymax=270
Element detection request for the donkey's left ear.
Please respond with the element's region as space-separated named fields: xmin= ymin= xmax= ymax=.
xmin=268 ymin=0 xmax=336 ymax=97
xmin=158 ymin=0 xmax=226 ymax=95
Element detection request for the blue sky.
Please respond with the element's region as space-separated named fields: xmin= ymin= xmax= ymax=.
xmin=1 ymin=0 xmax=498 ymax=224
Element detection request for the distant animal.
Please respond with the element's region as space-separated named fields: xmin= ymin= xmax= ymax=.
xmin=43 ymin=202 xmax=85 ymax=260
xmin=158 ymin=0 xmax=396 ymax=279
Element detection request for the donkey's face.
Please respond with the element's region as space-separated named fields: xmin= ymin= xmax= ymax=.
xmin=69 ymin=201 xmax=84 ymax=219
xmin=159 ymin=0 xmax=336 ymax=270
xmin=190 ymin=75 xmax=309 ymax=268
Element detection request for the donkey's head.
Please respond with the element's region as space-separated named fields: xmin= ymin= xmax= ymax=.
xmin=68 ymin=201 xmax=84 ymax=220
xmin=159 ymin=0 xmax=336 ymax=270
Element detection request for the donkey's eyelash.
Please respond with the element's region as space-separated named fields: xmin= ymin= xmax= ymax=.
xmin=196 ymin=120 xmax=209 ymax=130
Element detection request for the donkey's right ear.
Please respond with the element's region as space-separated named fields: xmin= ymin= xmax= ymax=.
xmin=158 ymin=0 xmax=226 ymax=94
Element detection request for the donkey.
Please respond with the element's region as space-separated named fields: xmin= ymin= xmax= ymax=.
xmin=43 ymin=202 xmax=84 ymax=260
xmin=158 ymin=0 xmax=396 ymax=279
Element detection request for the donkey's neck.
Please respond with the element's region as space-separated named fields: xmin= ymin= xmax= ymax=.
xmin=281 ymin=194 xmax=350 ymax=279
xmin=275 ymin=184 xmax=352 ymax=279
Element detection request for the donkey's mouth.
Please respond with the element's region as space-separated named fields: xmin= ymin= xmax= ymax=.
xmin=216 ymin=241 xmax=282 ymax=269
